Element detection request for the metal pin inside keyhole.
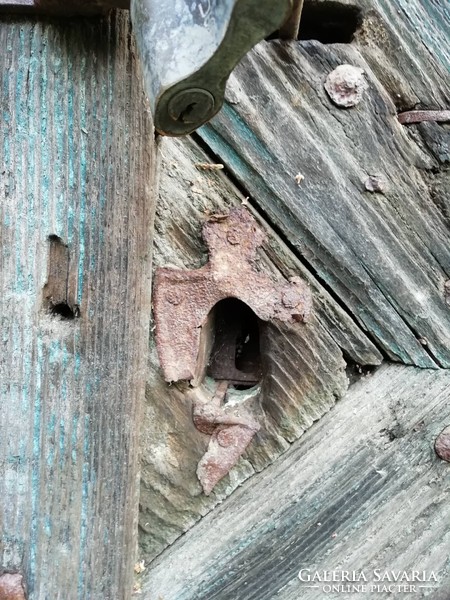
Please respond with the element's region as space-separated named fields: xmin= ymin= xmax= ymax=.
xmin=207 ymin=298 xmax=263 ymax=390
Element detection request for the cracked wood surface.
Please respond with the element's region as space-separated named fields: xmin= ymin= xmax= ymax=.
xmin=142 ymin=364 xmax=450 ymax=600
xmin=0 ymin=12 xmax=156 ymax=599
xmin=139 ymin=0 xmax=449 ymax=569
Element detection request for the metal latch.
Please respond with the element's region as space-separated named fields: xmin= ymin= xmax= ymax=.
xmin=0 ymin=0 xmax=300 ymax=136
xmin=154 ymin=207 xmax=312 ymax=493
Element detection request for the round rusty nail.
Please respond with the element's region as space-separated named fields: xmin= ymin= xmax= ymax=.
xmin=165 ymin=290 xmax=182 ymax=305
xmin=226 ymin=229 xmax=240 ymax=245
xmin=217 ymin=428 xmax=234 ymax=448
xmin=324 ymin=64 xmax=367 ymax=108
xmin=282 ymin=288 xmax=302 ymax=309
xmin=0 ymin=573 xmax=26 ymax=600
xmin=364 ymin=175 xmax=387 ymax=194
xmin=435 ymin=426 xmax=450 ymax=462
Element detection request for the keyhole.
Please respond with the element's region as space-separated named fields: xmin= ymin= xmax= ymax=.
xmin=207 ymin=298 xmax=262 ymax=389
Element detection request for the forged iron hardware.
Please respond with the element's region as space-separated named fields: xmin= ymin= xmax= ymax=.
xmin=0 ymin=0 xmax=300 ymax=136
xmin=154 ymin=207 xmax=312 ymax=383
xmin=0 ymin=573 xmax=26 ymax=600
xmin=397 ymin=110 xmax=450 ymax=125
xmin=191 ymin=380 xmax=261 ymax=495
xmin=435 ymin=425 xmax=450 ymax=462
xmin=154 ymin=207 xmax=312 ymax=493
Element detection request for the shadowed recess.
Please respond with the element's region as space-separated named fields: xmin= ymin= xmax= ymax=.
xmin=298 ymin=1 xmax=362 ymax=43
xmin=207 ymin=298 xmax=262 ymax=390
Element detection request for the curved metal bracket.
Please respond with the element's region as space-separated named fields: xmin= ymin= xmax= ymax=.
xmin=131 ymin=0 xmax=295 ymax=135
xmin=0 ymin=0 xmax=299 ymax=135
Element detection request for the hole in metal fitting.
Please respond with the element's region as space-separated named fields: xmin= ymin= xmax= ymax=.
xmin=298 ymin=1 xmax=362 ymax=43
xmin=207 ymin=298 xmax=262 ymax=389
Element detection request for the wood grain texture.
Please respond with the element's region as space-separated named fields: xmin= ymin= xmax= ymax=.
xmin=138 ymin=0 xmax=450 ymax=570
xmin=139 ymin=136 xmax=382 ymax=562
xmin=142 ymin=364 xmax=450 ymax=599
xmin=0 ymin=12 xmax=156 ymax=600
xmin=198 ymin=0 xmax=450 ymax=369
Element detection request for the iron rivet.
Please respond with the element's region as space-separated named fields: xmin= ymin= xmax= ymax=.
xmin=435 ymin=426 xmax=450 ymax=462
xmin=166 ymin=291 xmax=182 ymax=306
xmin=282 ymin=289 xmax=302 ymax=309
xmin=217 ymin=428 xmax=234 ymax=448
xmin=0 ymin=573 xmax=26 ymax=600
xmin=226 ymin=229 xmax=240 ymax=245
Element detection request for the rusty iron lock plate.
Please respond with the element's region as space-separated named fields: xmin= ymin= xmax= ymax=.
xmin=153 ymin=207 xmax=312 ymax=494
xmin=154 ymin=207 xmax=312 ymax=384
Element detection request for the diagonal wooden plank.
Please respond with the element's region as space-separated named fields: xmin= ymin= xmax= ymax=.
xmin=139 ymin=135 xmax=383 ymax=562
xmin=141 ymin=364 xmax=450 ymax=599
xmin=197 ymin=0 xmax=450 ymax=368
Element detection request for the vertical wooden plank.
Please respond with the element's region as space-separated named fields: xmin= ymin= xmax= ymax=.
xmin=0 ymin=11 xmax=156 ymax=599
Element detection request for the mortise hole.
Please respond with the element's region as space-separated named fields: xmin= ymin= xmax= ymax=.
xmin=49 ymin=302 xmax=77 ymax=320
xmin=207 ymin=298 xmax=262 ymax=390
xmin=298 ymin=1 xmax=362 ymax=43
xmin=43 ymin=235 xmax=79 ymax=321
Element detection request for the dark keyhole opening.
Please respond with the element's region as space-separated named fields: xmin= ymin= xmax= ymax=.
xmin=207 ymin=298 xmax=262 ymax=390
xmin=298 ymin=1 xmax=362 ymax=43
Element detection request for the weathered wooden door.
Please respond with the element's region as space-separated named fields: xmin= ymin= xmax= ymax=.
xmin=138 ymin=0 xmax=450 ymax=597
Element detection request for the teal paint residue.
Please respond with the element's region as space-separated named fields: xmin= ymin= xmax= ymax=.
xmin=71 ymin=412 xmax=79 ymax=466
xmin=66 ymin=44 xmax=75 ymax=243
xmin=59 ymin=420 xmax=65 ymax=469
xmin=78 ymin=414 xmax=90 ymax=599
xmin=13 ymin=28 xmax=26 ymax=295
xmin=46 ymin=414 xmax=56 ymax=469
xmin=201 ymin=103 xmax=276 ymax=163
xmin=44 ymin=516 xmax=52 ymax=538
xmin=29 ymin=336 xmax=44 ymax=589
xmin=39 ymin=29 xmax=50 ymax=233
xmin=48 ymin=339 xmax=60 ymax=365
xmin=76 ymin=52 xmax=88 ymax=306
xmin=74 ymin=347 xmax=81 ymax=378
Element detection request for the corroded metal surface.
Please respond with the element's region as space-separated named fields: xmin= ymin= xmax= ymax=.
xmin=324 ymin=64 xmax=367 ymax=108
xmin=192 ymin=380 xmax=261 ymax=494
xmin=154 ymin=207 xmax=312 ymax=494
xmin=435 ymin=426 xmax=450 ymax=462
xmin=0 ymin=574 xmax=26 ymax=600
xmin=398 ymin=110 xmax=450 ymax=124
xmin=154 ymin=207 xmax=312 ymax=383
